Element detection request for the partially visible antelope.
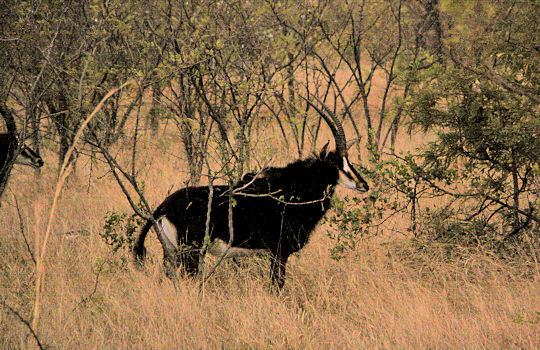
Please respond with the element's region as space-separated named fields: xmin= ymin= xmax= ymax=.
xmin=133 ymin=97 xmax=369 ymax=288
xmin=0 ymin=133 xmax=44 ymax=170
xmin=0 ymin=102 xmax=44 ymax=171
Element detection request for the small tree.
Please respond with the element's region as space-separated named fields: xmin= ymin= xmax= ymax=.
xmin=325 ymin=0 xmax=538 ymax=258
xmin=403 ymin=0 xmax=539 ymax=251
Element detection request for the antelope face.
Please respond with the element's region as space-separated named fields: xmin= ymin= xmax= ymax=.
xmin=338 ymin=155 xmax=369 ymax=192
xmin=15 ymin=145 xmax=44 ymax=168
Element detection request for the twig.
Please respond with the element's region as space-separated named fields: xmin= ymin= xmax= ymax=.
xmin=31 ymin=80 xmax=134 ymax=332
xmin=10 ymin=191 xmax=36 ymax=265
xmin=418 ymin=173 xmax=540 ymax=224
xmin=91 ymin=124 xmax=180 ymax=289
xmin=499 ymin=204 xmax=535 ymax=248
xmin=72 ymin=256 xmax=108 ymax=311
xmin=0 ymin=298 xmax=45 ymax=350
xmin=198 ymin=175 xmax=214 ymax=282
xmin=202 ymin=185 xmax=235 ymax=283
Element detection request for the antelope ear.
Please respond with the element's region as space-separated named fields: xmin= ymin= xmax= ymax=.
xmin=241 ymin=172 xmax=256 ymax=183
xmin=319 ymin=141 xmax=330 ymax=159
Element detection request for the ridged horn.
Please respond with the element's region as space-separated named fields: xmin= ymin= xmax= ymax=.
xmin=299 ymin=94 xmax=347 ymax=155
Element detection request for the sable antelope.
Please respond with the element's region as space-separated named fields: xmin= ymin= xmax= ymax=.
xmin=132 ymin=98 xmax=369 ymax=288
xmin=0 ymin=133 xmax=44 ymax=170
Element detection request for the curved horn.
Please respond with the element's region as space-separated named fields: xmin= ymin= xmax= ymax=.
xmin=299 ymin=95 xmax=347 ymax=154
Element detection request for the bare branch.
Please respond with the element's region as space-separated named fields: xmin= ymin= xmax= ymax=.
xmin=0 ymin=298 xmax=45 ymax=350
xmin=10 ymin=191 xmax=36 ymax=265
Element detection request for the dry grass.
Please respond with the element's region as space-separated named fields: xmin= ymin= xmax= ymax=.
xmin=0 ymin=127 xmax=538 ymax=349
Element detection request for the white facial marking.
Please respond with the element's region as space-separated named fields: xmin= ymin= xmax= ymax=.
xmin=338 ymin=157 xmax=357 ymax=190
xmin=207 ymin=238 xmax=270 ymax=258
xmin=15 ymin=157 xmax=37 ymax=166
xmin=338 ymin=172 xmax=357 ymax=189
xmin=343 ymin=156 xmax=352 ymax=173
xmin=157 ymin=216 xmax=178 ymax=251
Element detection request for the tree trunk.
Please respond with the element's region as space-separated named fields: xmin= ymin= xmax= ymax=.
xmin=30 ymin=106 xmax=42 ymax=176
xmin=511 ymin=149 xmax=521 ymax=234
xmin=149 ymin=82 xmax=161 ymax=137
xmin=45 ymin=92 xmax=78 ymax=174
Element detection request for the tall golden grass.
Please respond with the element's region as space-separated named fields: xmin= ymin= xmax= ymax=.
xmin=0 ymin=122 xmax=538 ymax=349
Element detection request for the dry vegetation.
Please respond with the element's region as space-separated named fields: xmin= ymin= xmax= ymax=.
xmin=1 ymin=0 xmax=537 ymax=348
xmin=0 ymin=127 xmax=538 ymax=350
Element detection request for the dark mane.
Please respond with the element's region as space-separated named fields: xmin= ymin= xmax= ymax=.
xmin=242 ymin=151 xmax=341 ymax=203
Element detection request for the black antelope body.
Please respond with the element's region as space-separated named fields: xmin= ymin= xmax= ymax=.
xmin=133 ymin=99 xmax=369 ymax=288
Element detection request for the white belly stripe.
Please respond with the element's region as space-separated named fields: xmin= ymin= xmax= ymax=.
xmin=156 ymin=217 xmax=270 ymax=258
xmin=207 ymin=238 xmax=270 ymax=258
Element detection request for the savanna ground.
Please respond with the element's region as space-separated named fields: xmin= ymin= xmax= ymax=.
xmin=0 ymin=122 xmax=538 ymax=350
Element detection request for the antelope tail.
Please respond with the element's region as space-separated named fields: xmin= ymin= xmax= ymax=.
xmin=132 ymin=220 xmax=152 ymax=265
